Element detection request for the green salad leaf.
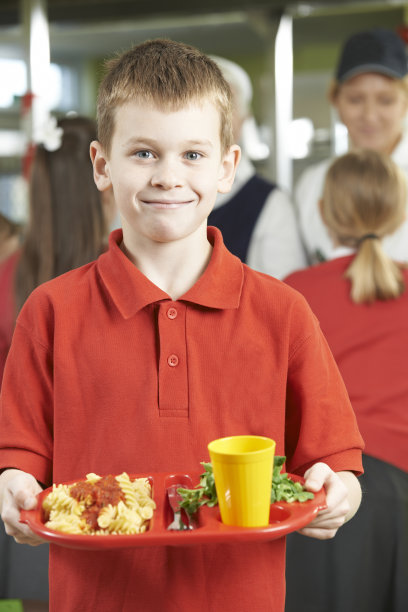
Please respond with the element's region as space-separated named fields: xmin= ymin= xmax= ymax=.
xmin=178 ymin=455 xmax=313 ymax=516
xmin=198 ymin=462 xmax=218 ymax=507
xmin=178 ymin=462 xmax=217 ymax=516
xmin=270 ymin=456 xmax=315 ymax=503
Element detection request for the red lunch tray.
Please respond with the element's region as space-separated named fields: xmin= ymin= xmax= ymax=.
xmin=20 ymin=471 xmax=326 ymax=550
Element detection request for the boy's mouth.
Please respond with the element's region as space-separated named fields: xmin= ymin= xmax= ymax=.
xmin=142 ymin=200 xmax=194 ymax=209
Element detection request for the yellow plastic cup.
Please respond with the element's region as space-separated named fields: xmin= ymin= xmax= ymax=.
xmin=208 ymin=435 xmax=276 ymax=527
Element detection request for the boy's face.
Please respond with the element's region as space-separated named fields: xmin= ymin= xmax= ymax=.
xmin=91 ymin=100 xmax=240 ymax=248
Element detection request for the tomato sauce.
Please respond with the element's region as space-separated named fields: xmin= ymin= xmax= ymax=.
xmin=70 ymin=475 xmax=126 ymax=531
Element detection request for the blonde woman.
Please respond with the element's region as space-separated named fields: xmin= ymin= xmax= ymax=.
xmin=296 ymin=28 xmax=408 ymax=265
xmin=285 ymin=150 xmax=408 ymax=612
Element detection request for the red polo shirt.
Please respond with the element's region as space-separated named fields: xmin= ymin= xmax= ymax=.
xmin=0 ymin=228 xmax=363 ymax=612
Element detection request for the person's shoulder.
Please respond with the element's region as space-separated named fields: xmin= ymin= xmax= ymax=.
xmin=392 ymin=130 xmax=408 ymax=173
xmin=23 ymin=259 xmax=99 ymax=311
xmin=284 ymin=261 xmax=324 ymax=284
xmin=265 ymin=185 xmax=291 ymax=206
xmin=296 ymin=157 xmax=332 ymax=188
xmin=14 ymin=259 xmax=100 ymax=348
xmin=242 ymin=263 xmax=311 ymax=306
xmin=243 ymin=263 xmax=288 ymax=285
xmin=294 ymin=158 xmax=333 ymax=215
xmin=284 ymin=258 xmax=342 ymax=288
xmin=242 ymin=265 xmax=322 ymax=344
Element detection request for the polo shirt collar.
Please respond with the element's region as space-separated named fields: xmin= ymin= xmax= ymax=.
xmin=97 ymin=227 xmax=243 ymax=319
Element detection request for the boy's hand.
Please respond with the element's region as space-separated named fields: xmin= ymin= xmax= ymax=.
xmin=0 ymin=469 xmax=46 ymax=545
xmin=296 ymin=462 xmax=361 ymax=540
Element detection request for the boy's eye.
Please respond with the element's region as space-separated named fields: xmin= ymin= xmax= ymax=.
xmin=135 ymin=150 xmax=154 ymax=159
xmin=185 ymin=151 xmax=202 ymax=161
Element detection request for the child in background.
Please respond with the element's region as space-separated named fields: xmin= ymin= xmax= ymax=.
xmin=0 ymin=115 xmax=115 ymax=604
xmin=15 ymin=115 xmax=115 ymax=311
xmin=0 ymin=116 xmax=115 ymax=383
xmin=0 ymin=40 xmax=363 ymax=612
xmin=285 ymin=150 xmax=408 ymax=612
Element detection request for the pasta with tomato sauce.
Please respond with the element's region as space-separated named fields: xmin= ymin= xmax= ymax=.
xmin=42 ymin=472 xmax=155 ymax=535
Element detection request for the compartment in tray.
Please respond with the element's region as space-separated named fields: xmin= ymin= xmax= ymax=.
xmin=268 ymin=505 xmax=291 ymax=524
xmin=40 ymin=473 xmax=157 ymax=534
xmin=163 ymin=473 xmax=201 ymax=529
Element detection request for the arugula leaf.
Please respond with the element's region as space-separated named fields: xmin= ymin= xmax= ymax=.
xmin=178 ymin=462 xmax=218 ymax=516
xmin=198 ymin=462 xmax=218 ymax=507
xmin=177 ymin=487 xmax=207 ymax=515
xmin=177 ymin=455 xmax=313 ymax=516
xmin=271 ymin=456 xmax=314 ymax=503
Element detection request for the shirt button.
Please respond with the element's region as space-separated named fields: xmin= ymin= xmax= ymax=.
xmin=167 ymin=354 xmax=179 ymax=367
xmin=167 ymin=307 xmax=178 ymax=319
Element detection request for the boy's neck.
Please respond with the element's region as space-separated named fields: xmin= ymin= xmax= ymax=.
xmin=120 ymin=225 xmax=212 ymax=300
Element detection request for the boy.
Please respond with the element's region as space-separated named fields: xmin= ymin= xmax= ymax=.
xmin=0 ymin=40 xmax=363 ymax=611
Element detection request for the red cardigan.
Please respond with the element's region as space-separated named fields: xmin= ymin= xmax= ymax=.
xmin=285 ymin=255 xmax=408 ymax=473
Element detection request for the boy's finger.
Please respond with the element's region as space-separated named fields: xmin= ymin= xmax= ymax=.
xmin=2 ymin=489 xmax=29 ymax=525
xmin=303 ymin=462 xmax=332 ymax=491
xmin=298 ymin=525 xmax=339 ymax=540
xmin=6 ymin=473 xmax=41 ymax=509
xmin=12 ymin=489 xmax=38 ymax=510
xmin=6 ymin=521 xmax=44 ymax=545
xmin=303 ymin=465 xmax=349 ymax=521
xmin=2 ymin=492 xmax=44 ymax=545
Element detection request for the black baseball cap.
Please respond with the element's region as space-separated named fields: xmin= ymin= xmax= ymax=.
xmin=335 ymin=28 xmax=408 ymax=83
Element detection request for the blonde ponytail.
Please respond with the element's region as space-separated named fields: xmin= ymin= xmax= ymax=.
xmin=321 ymin=150 xmax=406 ymax=304
xmin=345 ymin=238 xmax=404 ymax=303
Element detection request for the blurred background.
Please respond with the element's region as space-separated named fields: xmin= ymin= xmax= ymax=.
xmin=1 ymin=0 xmax=408 ymax=219
xmin=1 ymin=0 xmax=408 ymax=609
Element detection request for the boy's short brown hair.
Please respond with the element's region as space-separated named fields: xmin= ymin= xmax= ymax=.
xmin=97 ymin=39 xmax=233 ymax=155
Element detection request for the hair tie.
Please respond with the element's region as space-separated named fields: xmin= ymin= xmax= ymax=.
xmin=356 ymin=233 xmax=379 ymax=246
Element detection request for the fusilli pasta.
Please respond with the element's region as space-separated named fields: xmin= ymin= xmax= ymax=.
xmin=42 ymin=472 xmax=155 ymax=535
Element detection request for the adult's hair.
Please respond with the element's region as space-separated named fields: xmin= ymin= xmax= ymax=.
xmin=15 ymin=116 xmax=106 ymax=310
xmin=210 ymin=55 xmax=252 ymax=120
xmin=96 ymin=38 xmax=233 ymax=155
xmin=321 ymin=149 xmax=406 ymax=303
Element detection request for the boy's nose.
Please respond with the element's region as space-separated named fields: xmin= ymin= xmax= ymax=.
xmin=151 ymin=161 xmax=183 ymax=189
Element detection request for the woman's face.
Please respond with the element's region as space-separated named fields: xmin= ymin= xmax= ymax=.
xmin=333 ymin=73 xmax=408 ymax=154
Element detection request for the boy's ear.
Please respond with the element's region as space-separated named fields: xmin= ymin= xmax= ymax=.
xmin=217 ymin=144 xmax=241 ymax=194
xmin=90 ymin=141 xmax=112 ymax=192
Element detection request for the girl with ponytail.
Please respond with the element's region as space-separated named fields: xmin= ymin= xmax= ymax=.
xmin=321 ymin=149 xmax=406 ymax=303
xmin=284 ymin=149 xmax=408 ymax=612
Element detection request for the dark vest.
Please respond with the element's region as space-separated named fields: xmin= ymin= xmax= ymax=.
xmin=208 ymin=174 xmax=276 ymax=263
